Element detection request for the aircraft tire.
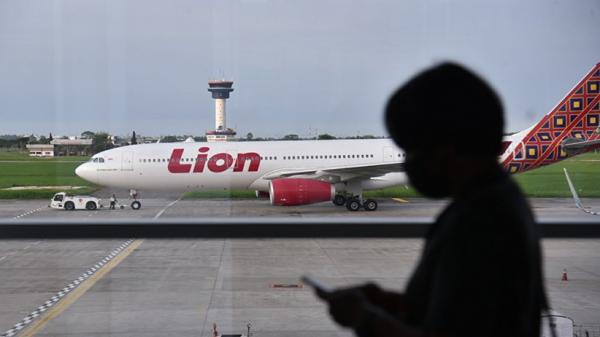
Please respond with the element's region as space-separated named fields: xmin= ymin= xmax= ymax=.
xmin=64 ymin=202 xmax=75 ymax=211
xmin=346 ymin=199 xmax=361 ymax=212
xmin=333 ymin=194 xmax=346 ymax=206
xmin=131 ymin=201 xmax=141 ymax=210
xmin=364 ymin=199 xmax=378 ymax=211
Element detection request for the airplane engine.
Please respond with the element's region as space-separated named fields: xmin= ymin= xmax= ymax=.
xmin=269 ymin=178 xmax=335 ymax=206
xmin=255 ymin=191 xmax=270 ymax=199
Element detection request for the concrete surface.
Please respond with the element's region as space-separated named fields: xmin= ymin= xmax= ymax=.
xmin=0 ymin=238 xmax=598 ymax=336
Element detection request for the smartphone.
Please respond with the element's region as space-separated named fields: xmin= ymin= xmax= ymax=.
xmin=301 ymin=275 xmax=333 ymax=298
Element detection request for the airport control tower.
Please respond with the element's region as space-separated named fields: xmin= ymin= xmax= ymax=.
xmin=206 ymin=80 xmax=236 ymax=142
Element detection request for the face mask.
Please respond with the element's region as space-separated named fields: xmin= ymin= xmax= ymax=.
xmin=405 ymin=151 xmax=453 ymax=199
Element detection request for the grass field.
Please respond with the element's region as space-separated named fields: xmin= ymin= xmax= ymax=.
xmin=514 ymin=152 xmax=600 ymax=197
xmin=2 ymin=150 xmax=600 ymax=199
xmin=0 ymin=152 xmax=98 ymax=199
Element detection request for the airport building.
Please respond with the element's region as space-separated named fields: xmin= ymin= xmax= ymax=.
xmin=206 ymin=80 xmax=237 ymax=142
xmin=25 ymin=144 xmax=54 ymax=157
xmin=26 ymin=138 xmax=94 ymax=157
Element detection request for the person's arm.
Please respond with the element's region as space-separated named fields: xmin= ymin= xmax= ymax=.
xmin=324 ymin=286 xmax=438 ymax=337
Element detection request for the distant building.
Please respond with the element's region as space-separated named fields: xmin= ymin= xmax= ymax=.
xmin=50 ymin=138 xmax=93 ymax=156
xmin=26 ymin=144 xmax=54 ymax=157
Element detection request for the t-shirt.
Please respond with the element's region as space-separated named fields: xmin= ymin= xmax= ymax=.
xmin=403 ymin=169 xmax=546 ymax=337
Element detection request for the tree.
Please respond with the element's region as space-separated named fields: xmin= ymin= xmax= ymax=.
xmin=48 ymin=133 xmax=53 ymax=142
xmin=81 ymin=131 xmax=95 ymax=139
xmin=160 ymin=136 xmax=179 ymax=143
xmin=91 ymin=132 xmax=113 ymax=154
xmin=318 ymin=133 xmax=336 ymax=140
xmin=283 ymin=134 xmax=300 ymax=141
xmin=246 ymin=132 xmax=254 ymax=141
xmin=131 ymin=131 xmax=137 ymax=145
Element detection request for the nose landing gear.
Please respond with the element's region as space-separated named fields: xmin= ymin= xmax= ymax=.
xmin=129 ymin=189 xmax=141 ymax=210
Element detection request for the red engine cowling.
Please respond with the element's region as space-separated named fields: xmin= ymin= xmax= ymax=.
xmin=269 ymin=178 xmax=335 ymax=206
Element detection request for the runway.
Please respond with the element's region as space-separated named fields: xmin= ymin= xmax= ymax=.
xmin=0 ymin=195 xmax=599 ymax=336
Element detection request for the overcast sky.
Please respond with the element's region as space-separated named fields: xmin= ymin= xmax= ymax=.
xmin=1 ymin=0 xmax=599 ymax=138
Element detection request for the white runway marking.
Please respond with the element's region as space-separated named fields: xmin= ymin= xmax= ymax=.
xmin=153 ymin=197 xmax=182 ymax=219
xmin=12 ymin=207 xmax=45 ymax=220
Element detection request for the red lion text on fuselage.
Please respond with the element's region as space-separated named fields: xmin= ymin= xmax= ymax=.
xmin=167 ymin=147 xmax=261 ymax=174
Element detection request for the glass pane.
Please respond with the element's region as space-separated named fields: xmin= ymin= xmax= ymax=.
xmin=1 ymin=1 xmax=600 ymax=336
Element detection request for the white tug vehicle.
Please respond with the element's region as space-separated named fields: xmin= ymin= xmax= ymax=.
xmin=49 ymin=192 xmax=102 ymax=211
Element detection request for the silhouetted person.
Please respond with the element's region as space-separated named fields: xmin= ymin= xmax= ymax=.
xmin=110 ymin=194 xmax=117 ymax=210
xmin=315 ymin=63 xmax=549 ymax=337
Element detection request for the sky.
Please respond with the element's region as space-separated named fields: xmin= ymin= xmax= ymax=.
xmin=1 ymin=0 xmax=599 ymax=138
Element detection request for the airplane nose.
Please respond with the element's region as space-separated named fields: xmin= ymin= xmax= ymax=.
xmin=75 ymin=163 xmax=84 ymax=177
xmin=75 ymin=163 xmax=94 ymax=183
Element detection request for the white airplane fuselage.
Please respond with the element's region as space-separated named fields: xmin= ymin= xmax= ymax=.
xmin=75 ymin=139 xmax=408 ymax=193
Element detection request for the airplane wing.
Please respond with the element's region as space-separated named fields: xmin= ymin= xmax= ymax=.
xmin=261 ymin=162 xmax=405 ymax=182
xmin=563 ymin=168 xmax=600 ymax=215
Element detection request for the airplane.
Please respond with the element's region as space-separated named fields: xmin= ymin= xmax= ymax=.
xmin=76 ymin=62 xmax=600 ymax=211
xmin=563 ymin=168 xmax=600 ymax=216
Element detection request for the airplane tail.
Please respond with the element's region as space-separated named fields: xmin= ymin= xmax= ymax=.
xmin=501 ymin=63 xmax=600 ymax=174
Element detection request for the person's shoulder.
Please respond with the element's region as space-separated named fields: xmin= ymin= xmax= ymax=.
xmin=461 ymin=175 xmax=534 ymax=229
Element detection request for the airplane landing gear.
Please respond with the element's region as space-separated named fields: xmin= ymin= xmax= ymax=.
xmin=129 ymin=189 xmax=141 ymax=210
xmin=333 ymin=194 xmax=346 ymax=206
xmin=342 ymin=195 xmax=378 ymax=212
xmin=363 ymin=199 xmax=378 ymax=211
xmin=340 ymin=182 xmax=378 ymax=211
xmin=345 ymin=198 xmax=361 ymax=211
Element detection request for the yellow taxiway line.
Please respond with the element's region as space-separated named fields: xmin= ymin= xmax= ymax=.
xmin=19 ymin=239 xmax=144 ymax=337
xmin=392 ymin=198 xmax=409 ymax=203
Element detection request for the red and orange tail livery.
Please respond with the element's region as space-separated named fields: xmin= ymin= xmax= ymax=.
xmin=501 ymin=63 xmax=600 ymax=174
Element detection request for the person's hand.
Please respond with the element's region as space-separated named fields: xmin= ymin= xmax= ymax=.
xmin=361 ymin=283 xmax=406 ymax=318
xmin=324 ymin=286 xmax=372 ymax=328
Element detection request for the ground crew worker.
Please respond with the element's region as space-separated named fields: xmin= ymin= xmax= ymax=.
xmin=110 ymin=194 xmax=117 ymax=210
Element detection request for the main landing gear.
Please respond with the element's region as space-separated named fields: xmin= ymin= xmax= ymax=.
xmin=332 ymin=194 xmax=378 ymax=212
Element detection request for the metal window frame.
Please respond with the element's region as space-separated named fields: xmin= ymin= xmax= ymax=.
xmin=1 ymin=219 xmax=599 ymax=239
